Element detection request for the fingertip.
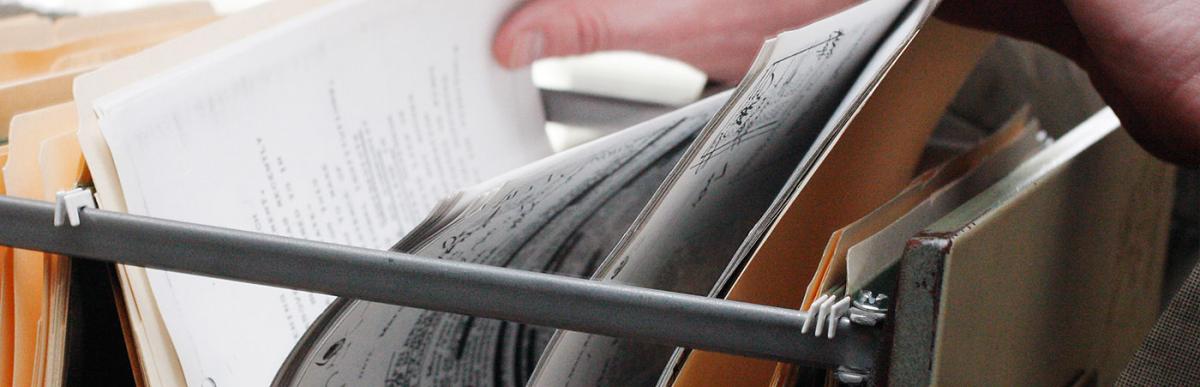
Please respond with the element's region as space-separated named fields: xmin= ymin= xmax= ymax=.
xmin=492 ymin=25 xmax=522 ymax=68
xmin=492 ymin=34 xmax=515 ymax=68
xmin=496 ymin=0 xmax=618 ymax=68
xmin=493 ymin=3 xmax=547 ymax=68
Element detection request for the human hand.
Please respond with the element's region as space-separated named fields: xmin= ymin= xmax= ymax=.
xmin=492 ymin=0 xmax=857 ymax=83
xmin=937 ymin=0 xmax=1200 ymax=166
xmin=493 ymin=0 xmax=1200 ymax=166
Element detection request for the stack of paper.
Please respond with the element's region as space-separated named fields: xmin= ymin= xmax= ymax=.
xmin=666 ymin=19 xmax=996 ymax=387
xmin=0 ymin=0 xmax=1178 ymax=385
xmin=73 ymin=0 xmax=551 ymax=385
xmin=0 ymin=4 xmax=215 ymax=387
xmin=271 ymin=0 xmax=988 ymax=385
xmin=890 ymin=109 xmax=1174 ymax=385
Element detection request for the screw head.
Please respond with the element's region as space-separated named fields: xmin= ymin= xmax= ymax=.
xmin=853 ymin=290 xmax=889 ymax=312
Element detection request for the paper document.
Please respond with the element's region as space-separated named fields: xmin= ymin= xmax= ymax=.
xmin=0 ymin=145 xmax=10 ymax=387
xmin=36 ymin=127 xmax=86 ymax=387
xmin=801 ymin=109 xmax=1035 ymax=308
xmin=3 ymin=102 xmax=77 ymax=387
xmin=667 ymin=20 xmax=996 ymax=387
xmin=0 ymin=258 xmax=7 ymax=386
xmin=0 ymin=15 xmax=213 ymax=83
xmin=0 ymin=69 xmax=86 ymax=140
xmin=893 ymin=109 xmax=1173 ymax=385
xmin=844 ymin=119 xmax=1048 ymax=292
xmin=530 ymin=1 xmax=912 ymax=385
xmin=89 ymin=1 xmax=549 ymax=385
xmin=277 ymin=92 xmax=729 ymax=387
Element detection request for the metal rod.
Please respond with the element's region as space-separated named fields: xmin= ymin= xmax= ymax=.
xmin=0 ymin=195 xmax=879 ymax=369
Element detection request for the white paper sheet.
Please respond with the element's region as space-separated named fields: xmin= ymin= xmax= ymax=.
xmin=845 ymin=126 xmax=1049 ymax=291
xmin=91 ymin=1 xmax=547 ymax=385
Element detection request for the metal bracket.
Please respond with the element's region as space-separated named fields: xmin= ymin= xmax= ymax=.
xmin=849 ymin=290 xmax=890 ymax=326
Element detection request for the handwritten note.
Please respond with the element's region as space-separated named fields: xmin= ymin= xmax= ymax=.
xmin=93 ymin=1 xmax=547 ymax=386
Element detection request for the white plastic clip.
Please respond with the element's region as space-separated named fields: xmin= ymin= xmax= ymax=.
xmin=814 ymin=295 xmax=836 ymax=337
xmin=801 ymin=294 xmax=829 ymax=335
xmin=826 ymin=297 xmax=851 ymax=338
xmin=804 ymin=295 xmax=853 ymax=339
xmin=54 ymin=188 xmax=96 ymax=227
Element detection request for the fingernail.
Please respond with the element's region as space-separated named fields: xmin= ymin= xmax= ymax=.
xmin=508 ymin=30 xmax=544 ymax=67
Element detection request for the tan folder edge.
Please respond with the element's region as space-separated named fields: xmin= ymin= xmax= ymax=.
xmin=0 ymin=14 xmax=44 ymax=28
xmin=0 ymin=16 xmax=54 ymax=55
xmin=36 ymin=129 xmax=86 ymax=387
xmin=0 ymin=145 xmax=10 ymax=386
xmin=667 ymin=21 xmax=995 ymax=387
xmin=51 ymin=2 xmax=216 ymax=44
xmin=763 ymin=107 xmax=1035 ymax=387
xmin=0 ymin=1 xmax=213 ymax=55
xmin=802 ymin=106 xmax=1033 ymax=310
xmin=0 ymin=15 xmax=218 ymax=84
xmin=0 ymin=2 xmax=214 ymax=57
xmin=72 ymin=1 xmax=333 ymax=386
xmin=0 ymin=68 xmax=89 ymax=141
xmin=49 ymin=45 xmax=150 ymax=74
xmin=915 ymin=112 xmax=1172 ymax=385
xmin=0 ymin=17 xmax=187 ymax=140
xmin=4 ymin=102 xmax=77 ymax=387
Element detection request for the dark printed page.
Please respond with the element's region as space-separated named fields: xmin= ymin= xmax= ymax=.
xmin=528 ymin=1 xmax=911 ymax=385
xmin=276 ymin=92 xmax=731 ymax=387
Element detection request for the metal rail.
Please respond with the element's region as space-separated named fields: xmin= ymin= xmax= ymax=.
xmin=0 ymin=195 xmax=880 ymax=370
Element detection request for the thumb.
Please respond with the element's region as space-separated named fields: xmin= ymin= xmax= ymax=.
xmin=1062 ymin=0 xmax=1200 ymax=166
xmin=493 ymin=0 xmax=857 ymax=83
xmin=493 ymin=0 xmax=632 ymax=68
